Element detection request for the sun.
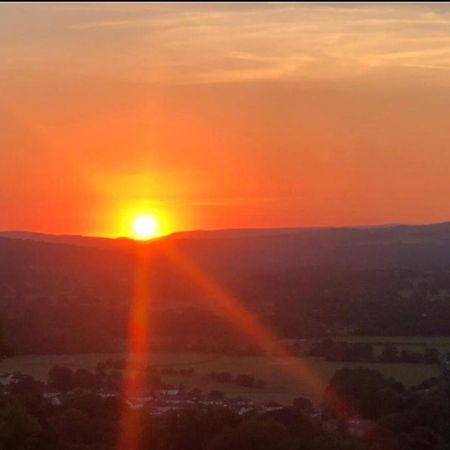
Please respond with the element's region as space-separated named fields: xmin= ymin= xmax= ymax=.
xmin=132 ymin=214 xmax=158 ymax=240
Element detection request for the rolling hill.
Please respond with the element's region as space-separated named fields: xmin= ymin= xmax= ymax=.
xmin=0 ymin=222 xmax=450 ymax=354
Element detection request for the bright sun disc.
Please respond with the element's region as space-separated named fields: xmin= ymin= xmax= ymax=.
xmin=132 ymin=214 xmax=158 ymax=240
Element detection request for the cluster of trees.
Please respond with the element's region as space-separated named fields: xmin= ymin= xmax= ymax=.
xmin=308 ymin=340 xmax=375 ymax=362
xmin=308 ymin=339 xmax=443 ymax=364
xmin=0 ymin=366 xmax=449 ymax=449
xmin=323 ymin=367 xmax=450 ymax=450
xmin=208 ymin=371 xmax=266 ymax=389
xmin=161 ymin=367 xmax=196 ymax=376
xmin=43 ymin=366 xmax=243 ymax=408
xmin=0 ymin=393 xmax=311 ymax=450
xmin=2 ymin=235 xmax=450 ymax=356
xmin=47 ymin=361 xmax=163 ymax=394
xmin=46 ymin=362 xmax=267 ymax=401
xmin=48 ymin=366 xmax=98 ymax=393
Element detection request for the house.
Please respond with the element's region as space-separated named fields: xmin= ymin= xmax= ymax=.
xmin=322 ymin=419 xmax=339 ymax=433
xmin=0 ymin=373 xmax=15 ymax=386
xmin=0 ymin=372 xmax=26 ymax=386
xmin=238 ymin=406 xmax=254 ymax=415
xmin=43 ymin=392 xmax=62 ymax=406
xmin=159 ymin=388 xmax=179 ymax=397
xmin=347 ymin=418 xmax=375 ymax=438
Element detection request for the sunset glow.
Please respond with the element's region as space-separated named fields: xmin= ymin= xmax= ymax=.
xmin=1 ymin=4 xmax=448 ymax=450
xmin=1 ymin=3 xmax=450 ymax=235
xmin=132 ymin=214 xmax=158 ymax=240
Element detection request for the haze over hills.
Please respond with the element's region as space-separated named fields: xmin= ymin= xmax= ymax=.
xmin=2 ymin=220 xmax=449 ymax=244
xmin=1 ymin=221 xmax=450 ymax=355
xmin=0 ymin=230 xmax=132 ymax=248
xmin=1 ymin=221 xmax=450 ymax=272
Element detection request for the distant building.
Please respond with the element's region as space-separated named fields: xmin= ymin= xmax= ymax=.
xmin=347 ymin=418 xmax=375 ymax=438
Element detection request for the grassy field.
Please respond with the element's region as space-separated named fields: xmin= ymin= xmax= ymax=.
xmin=334 ymin=336 xmax=450 ymax=346
xmin=333 ymin=336 xmax=450 ymax=356
xmin=285 ymin=336 xmax=450 ymax=357
xmin=0 ymin=351 xmax=443 ymax=405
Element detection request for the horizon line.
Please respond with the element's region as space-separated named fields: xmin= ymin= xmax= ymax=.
xmin=1 ymin=218 xmax=450 ymax=241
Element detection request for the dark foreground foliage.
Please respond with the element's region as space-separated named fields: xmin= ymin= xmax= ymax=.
xmin=0 ymin=366 xmax=449 ymax=450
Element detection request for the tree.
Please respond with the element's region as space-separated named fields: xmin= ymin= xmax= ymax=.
xmin=423 ymin=347 xmax=440 ymax=364
xmin=162 ymin=407 xmax=238 ymax=450
xmin=48 ymin=365 xmax=73 ymax=392
xmin=0 ymin=316 xmax=13 ymax=359
xmin=323 ymin=367 xmax=405 ymax=419
xmin=293 ymin=397 xmax=313 ymax=413
xmin=263 ymin=406 xmax=315 ymax=444
xmin=71 ymin=369 xmax=98 ymax=391
xmin=208 ymin=390 xmax=224 ymax=402
xmin=379 ymin=344 xmax=399 ymax=362
xmin=50 ymin=407 xmax=113 ymax=448
xmin=306 ymin=432 xmax=364 ymax=450
xmin=10 ymin=375 xmax=44 ymax=415
xmin=208 ymin=419 xmax=297 ymax=450
xmin=0 ymin=401 xmax=41 ymax=450
xmin=234 ymin=374 xmax=255 ymax=388
xmin=377 ymin=412 xmax=413 ymax=434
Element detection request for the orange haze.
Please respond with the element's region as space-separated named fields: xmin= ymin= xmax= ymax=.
xmin=1 ymin=3 xmax=450 ymax=237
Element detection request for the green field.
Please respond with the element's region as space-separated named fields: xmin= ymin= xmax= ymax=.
xmin=335 ymin=335 xmax=450 ymax=347
xmin=0 ymin=351 xmax=443 ymax=405
xmin=334 ymin=336 xmax=450 ymax=356
xmin=285 ymin=336 xmax=450 ymax=357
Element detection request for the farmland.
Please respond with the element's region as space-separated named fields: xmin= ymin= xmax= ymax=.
xmin=0 ymin=348 xmax=443 ymax=405
xmin=334 ymin=335 xmax=450 ymax=356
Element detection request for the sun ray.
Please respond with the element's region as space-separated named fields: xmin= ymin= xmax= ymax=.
xmin=157 ymin=241 xmax=347 ymax=409
xmin=158 ymin=242 xmax=402 ymax=449
xmin=117 ymin=246 xmax=152 ymax=450
xmin=117 ymin=241 xmax=395 ymax=450
xmin=117 ymin=240 xmax=392 ymax=450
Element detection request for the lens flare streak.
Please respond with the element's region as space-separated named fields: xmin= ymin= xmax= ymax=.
xmin=117 ymin=246 xmax=151 ymax=450
xmin=117 ymin=241 xmax=395 ymax=450
xmin=160 ymin=242 xmax=338 ymax=407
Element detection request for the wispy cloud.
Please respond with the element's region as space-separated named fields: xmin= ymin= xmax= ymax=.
xmin=2 ymin=3 xmax=450 ymax=84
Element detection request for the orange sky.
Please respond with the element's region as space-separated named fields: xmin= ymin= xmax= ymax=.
xmin=1 ymin=3 xmax=450 ymax=237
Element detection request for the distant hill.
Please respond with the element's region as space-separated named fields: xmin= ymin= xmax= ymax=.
xmin=1 ymin=221 xmax=450 ymax=271
xmin=167 ymin=221 xmax=450 ymax=242
xmin=167 ymin=227 xmax=328 ymax=240
xmin=163 ymin=222 xmax=450 ymax=272
xmin=166 ymin=224 xmax=402 ymax=240
xmin=0 ymin=230 xmax=135 ymax=249
xmin=3 ymin=221 xmax=449 ymax=245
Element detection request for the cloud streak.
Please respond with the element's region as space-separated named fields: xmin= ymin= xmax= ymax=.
xmin=2 ymin=3 xmax=450 ymax=84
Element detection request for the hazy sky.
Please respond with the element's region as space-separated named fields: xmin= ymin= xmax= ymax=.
xmin=1 ymin=3 xmax=450 ymax=236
